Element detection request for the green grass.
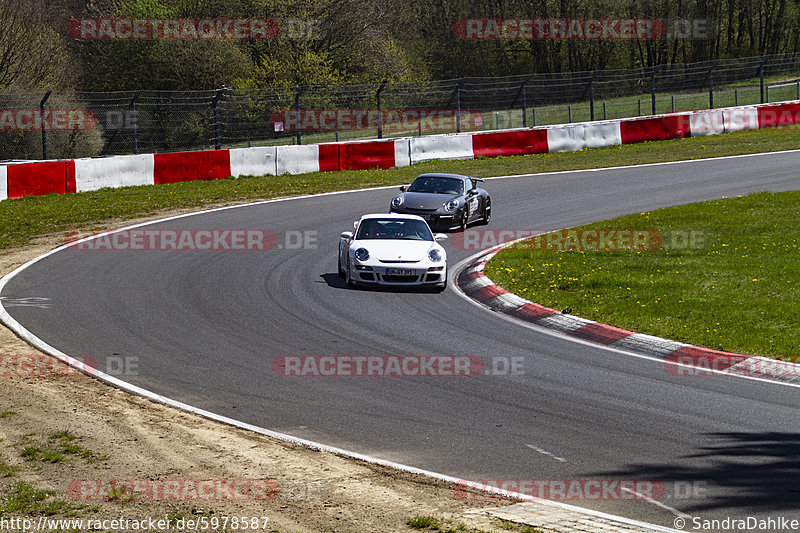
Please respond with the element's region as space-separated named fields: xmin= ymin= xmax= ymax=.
xmin=2 ymin=481 xmax=55 ymax=514
xmin=17 ymin=433 xmax=107 ymax=465
xmin=485 ymin=191 xmax=800 ymax=357
xmin=105 ymin=486 xmax=137 ymax=502
xmin=21 ymin=445 xmax=64 ymax=464
xmin=0 ymin=410 xmax=14 ymax=419
xmin=0 ymin=461 xmax=19 ymax=478
xmin=0 ymin=481 xmax=85 ymax=518
xmin=408 ymin=516 xmax=442 ymax=529
xmin=406 ymin=515 xmax=541 ymax=532
xmin=47 ymin=431 xmax=108 ymax=463
xmin=2 ymin=125 xmax=800 ymax=250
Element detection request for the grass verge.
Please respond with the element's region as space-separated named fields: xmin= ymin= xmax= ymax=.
xmin=16 ymin=432 xmax=108 ymax=466
xmin=0 ymin=480 xmax=86 ymax=518
xmin=406 ymin=515 xmax=543 ymax=532
xmin=485 ymin=191 xmax=800 ymax=357
xmin=2 ymin=125 xmax=800 ymax=249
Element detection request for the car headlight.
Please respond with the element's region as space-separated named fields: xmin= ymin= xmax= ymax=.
xmin=444 ymin=199 xmax=459 ymax=212
xmin=354 ymin=248 xmax=370 ymax=262
xmin=391 ymin=196 xmax=403 ymax=208
xmin=428 ymin=249 xmax=442 ymax=262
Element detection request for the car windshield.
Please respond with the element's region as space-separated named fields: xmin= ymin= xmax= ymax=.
xmin=356 ymin=219 xmax=434 ymax=241
xmin=407 ymin=176 xmax=464 ymax=195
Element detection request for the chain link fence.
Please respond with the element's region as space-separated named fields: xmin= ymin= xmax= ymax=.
xmin=3 ymin=53 xmax=800 ymax=160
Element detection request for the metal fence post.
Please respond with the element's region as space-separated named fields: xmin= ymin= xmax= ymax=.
xmin=294 ymin=85 xmax=307 ymax=145
xmin=521 ymin=81 xmax=528 ymax=127
xmin=455 ymin=83 xmax=462 ymax=133
xmin=603 ymin=101 xmax=607 ymax=120
xmin=376 ymin=80 xmax=387 ymax=139
xmin=131 ymin=90 xmax=142 ymax=155
xmin=759 ymin=60 xmax=765 ymax=104
xmin=589 ymin=72 xmax=596 ymax=121
xmin=708 ymin=61 xmax=718 ymax=109
xmin=651 ymin=66 xmax=660 ymax=115
xmin=532 ymin=108 xmax=536 ymax=127
xmin=40 ymin=91 xmax=52 ymax=160
xmin=212 ymin=87 xmax=226 ymax=150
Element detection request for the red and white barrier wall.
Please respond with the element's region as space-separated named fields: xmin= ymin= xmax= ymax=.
xmin=409 ymin=134 xmax=474 ymax=164
xmin=230 ymin=146 xmax=277 ymax=177
xmin=75 ymin=154 xmax=155 ymax=192
xmin=2 ymin=100 xmax=800 ymax=201
xmin=0 ymin=165 xmax=6 ymax=202
xmin=546 ymin=120 xmax=623 ymax=152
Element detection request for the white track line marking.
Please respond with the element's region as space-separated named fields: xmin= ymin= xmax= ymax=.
xmin=526 ymin=444 xmax=567 ymax=463
xmin=620 ymin=486 xmax=692 ymax=519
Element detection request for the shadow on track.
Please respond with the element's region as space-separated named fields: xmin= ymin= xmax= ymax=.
xmin=584 ymin=432 xmax=800 ymax=514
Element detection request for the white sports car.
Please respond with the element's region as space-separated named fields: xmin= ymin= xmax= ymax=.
xmin=338 ymin=214 xmax=448 ymax=290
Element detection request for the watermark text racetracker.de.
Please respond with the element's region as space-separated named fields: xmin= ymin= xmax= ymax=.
xmin=271 ymin=109 xmax=483 ymax=132
xmin=453 ymin=18 xmax=714 ymax=40
xmin=68 ymin=479 xmax=280 ymax=502
xmin=0 ymin=109 xmax=98 ymax=131
xmin=0 ymin=354 xmax=139 ymax=378
xmin=271 ymin=355 xmax=525 ymax=377
xmin=450 ymin=228 xmax=706 ymax=252
xmin=454 ymin=479 xmax=708 ymax=502
xmin=664 ymin=352 xmax=800 ymax=378
xmin=64 ymin=229 xmax=318 ymax=251
xmin=68 ymin=17 xmax=322 ymax=41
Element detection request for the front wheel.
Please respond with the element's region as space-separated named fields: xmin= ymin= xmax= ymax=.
xmin=345 ymin=259 xmax=357 ymax=287
xmin=481 ymin=199 xmax=491 ymax=225
xmin=458 ymin=208 xmax=469 ymax=231
xmin=337 ymin=254 xmax=345 ymax=278
xmin=434 ymin=270 xmax=448 ymax=292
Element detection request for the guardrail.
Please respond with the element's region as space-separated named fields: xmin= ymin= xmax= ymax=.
xmin=1 ymin=100 xmax=798 ymax=203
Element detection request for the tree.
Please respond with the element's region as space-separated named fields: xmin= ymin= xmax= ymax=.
xmin=0 ymin=0 xmax=72 ymax=91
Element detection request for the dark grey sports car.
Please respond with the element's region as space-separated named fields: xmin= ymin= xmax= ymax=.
xmin=389 ymin=173 xmax=491 ymax=231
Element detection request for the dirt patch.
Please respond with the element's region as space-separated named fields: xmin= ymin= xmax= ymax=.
xmin=0 ymin=206 xmax=526 ymax=533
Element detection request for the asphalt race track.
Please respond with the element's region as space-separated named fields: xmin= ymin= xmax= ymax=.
xmin=3 ymin=152 xmax=800 ymax=529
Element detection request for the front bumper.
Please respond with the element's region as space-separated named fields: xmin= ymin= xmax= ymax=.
xmin=389 ymin=209 xmax=458 ymax=229
xmin=351 ymin=264 xmax=446 ymax=286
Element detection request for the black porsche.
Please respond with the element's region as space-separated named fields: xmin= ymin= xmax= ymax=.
xmin=389 ymin=173 xmax=491 ymax=231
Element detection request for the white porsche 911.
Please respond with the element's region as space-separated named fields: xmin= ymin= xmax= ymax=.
xmin=338 ymin=214 xmax=448 ymax=291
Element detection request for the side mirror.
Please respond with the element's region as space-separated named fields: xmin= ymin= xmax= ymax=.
xmin=353 ymin=220 xmax=359 ymax=230
xmin=434 ymin=233 xmax=448 ymax=242
xmin=341 ymin=231 xmax=353 ymax=239
xmin=399 ymin=185 xmax=406 ymax=192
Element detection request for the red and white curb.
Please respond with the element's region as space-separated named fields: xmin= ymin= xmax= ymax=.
xmin=456 ymin=244 xmax=800 ymax=385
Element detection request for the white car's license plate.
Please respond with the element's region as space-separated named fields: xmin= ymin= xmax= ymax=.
xmin=386 ymin=269 xmax=415 ymax=276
